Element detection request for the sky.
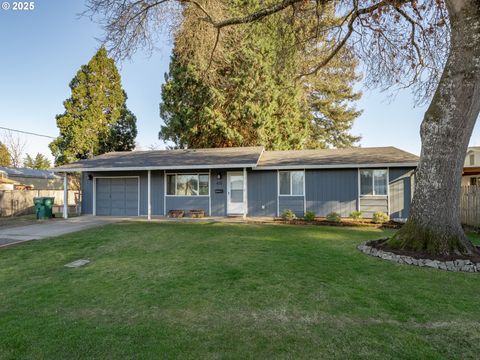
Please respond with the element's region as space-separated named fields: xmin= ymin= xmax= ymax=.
xmin=0 ymin=0 xmax=479 ymax=163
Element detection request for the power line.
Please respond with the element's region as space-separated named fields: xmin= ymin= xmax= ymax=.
xmin=0 ymin=126 xmax=55 ymax=139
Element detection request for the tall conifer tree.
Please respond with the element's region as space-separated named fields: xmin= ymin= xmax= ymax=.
xmin=23 ymin=153 xmax=51 ymax=170
xmin=160 ymin=1 xmax=360 ymax=149
xmin=50 ymin=47 xmax=137 ymax=165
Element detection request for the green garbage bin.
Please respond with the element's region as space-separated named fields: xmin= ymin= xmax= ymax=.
xmin=33 ymin=197 xmax=55 ymax=220
xmin=33 ymin=197 xmax=45 ymax=220
xmin=43 ymin=197 xmax=54 ymax=219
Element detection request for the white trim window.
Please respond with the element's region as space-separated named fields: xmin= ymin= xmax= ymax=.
xmin=360 ymin=169 xmax=388 ymax=196
xmin=166 ymin=173 xmax=209 ymax=196
xmin=279 ymin=171 xmax=304 ymax=196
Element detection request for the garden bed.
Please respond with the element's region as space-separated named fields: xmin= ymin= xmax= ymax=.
xmin=359 ymin=238 xmax=480 ymax=272
xmin=274 ymin=218 xmax=403 ymax=229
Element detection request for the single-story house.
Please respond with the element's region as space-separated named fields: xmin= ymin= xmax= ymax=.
xmin=0 ymin=167 xmax=64 ymax=190
xmin=462 ymin=146 xmax=480 ymax=186
xmin=53 ymin=146 xmax=418 ymax=220
xmin=0 ymin=176 xmax=19 ymax=190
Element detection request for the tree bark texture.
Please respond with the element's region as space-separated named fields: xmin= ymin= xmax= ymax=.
xmin=388 ymin=0 xmax=480 ymax=255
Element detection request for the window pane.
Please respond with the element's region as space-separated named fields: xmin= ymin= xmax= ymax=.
xmin=230 ymin=175 xmax=243 ymax=190
xmin=176 ymin=174 xmax=198 ymax=196
xmin=231 ymin=189 xmax=243 ymax=203
xmin=167 ymin=175 xmax=176 ymax=195
xmin=279 ymin=172 xmax=291 ymax=195
xmin=373 ymin=170 xmax=387 ymax=195
xmin=199 ymin=174 xmax=209 ymax=195
xmin=360 ymin=170 xmax=373 ymax=195
xmin=291 ymin=171 xmax=304 ymax=195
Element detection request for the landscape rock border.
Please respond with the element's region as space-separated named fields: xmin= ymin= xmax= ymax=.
xmin=358 ymin=241 xmax=479 ymax=273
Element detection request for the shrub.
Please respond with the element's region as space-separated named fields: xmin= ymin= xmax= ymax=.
xmin=372 ymin=211 xmax=389 ymax=224
xmin=281 ymin=209 xmax=296 ymax=221
xmin=350 ymin=211 xmax=363 ymax=221
xmin=304 ymin=211 xmax=316 ymax=222
xmin=326 ymin=212 xmax=341 ymax=223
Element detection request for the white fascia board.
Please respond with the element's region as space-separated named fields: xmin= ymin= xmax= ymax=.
xmin=52 ymin=163 xmax=259 ymax=173
xmin=254 ymin=162 xmax=418 ymax=170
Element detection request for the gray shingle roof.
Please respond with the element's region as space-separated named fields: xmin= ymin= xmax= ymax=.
xmin=53 ymin=146 xmax=418 ymax=172
xmin=256 ymin=147 xmax=418 ymax=168
xmin=0 ymin=167 xmax=60 ymax=179
xmin=53 ymin=147 xmax=264 ymax=171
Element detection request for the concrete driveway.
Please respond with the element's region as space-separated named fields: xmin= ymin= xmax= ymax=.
xmin=0 ymin=216 xmax=117 ymax=248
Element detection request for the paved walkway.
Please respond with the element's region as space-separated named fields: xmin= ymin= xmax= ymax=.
xmin=0 ymin=215 xmax=279 ymax=248
xmin=0 ymin=216 xmax=117 ymax=248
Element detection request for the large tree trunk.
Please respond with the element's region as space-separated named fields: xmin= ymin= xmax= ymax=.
xmin=387 ymin=0 xmax=480 ymax=256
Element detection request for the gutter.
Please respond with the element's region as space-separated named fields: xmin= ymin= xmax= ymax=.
xmin=253 ymin=162 xmax=418 ymax=170
xmin=52 ymin=163 xmax=260 ymax=173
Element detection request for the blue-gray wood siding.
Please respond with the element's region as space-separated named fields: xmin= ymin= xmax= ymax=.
xmin=389 ymin=167 xmax=413 ymax=219
xmin=81 ymin=172 xmax=93 ymax=214
xmin=150 ymin=171 xmax=164 ymax=215
xmin=165 ymin=196 xmax=209 ymax=214
xmin=278 ymin=196 xmax=304 ymax=217
xmin=210 ymin=170 xmax=227 ymax=216
xmin=248 ymin=171 xmax=277 ymax=216
xmin=305 ymin=169 xmax=358 ymax=217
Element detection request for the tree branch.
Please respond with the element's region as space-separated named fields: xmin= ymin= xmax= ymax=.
xmin=297 ymin=0 xmax=392 ymax=79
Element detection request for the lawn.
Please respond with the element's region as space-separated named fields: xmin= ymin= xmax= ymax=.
xmin=1 ymin=222 xmax=479 ymax=359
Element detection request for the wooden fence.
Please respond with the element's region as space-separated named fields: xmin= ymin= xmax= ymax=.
xmin=0 ymin=190 xmax=80 ymax=217
xmin=461 ymin=186 xmax=480 ymax=227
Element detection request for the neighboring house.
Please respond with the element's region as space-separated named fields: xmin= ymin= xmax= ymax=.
xmin=462 ymin=147 xmax=480 ymax=186
xmin=0 ymin=167 xmax=63 ymax=190
xmin=53 ymin=146 xmax=418 ymax=220
xmin=0 ymin=175 xmax=19 ymax=190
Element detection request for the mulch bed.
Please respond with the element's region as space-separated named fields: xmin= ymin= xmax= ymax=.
xmin=368 ymin=238 xmax=480 ymax=263
xmin=274 ymin=218 xmax=403 ymax=229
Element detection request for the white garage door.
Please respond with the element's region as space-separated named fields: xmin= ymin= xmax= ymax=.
xmin=96 ymin=178 xmax=139 ymax=216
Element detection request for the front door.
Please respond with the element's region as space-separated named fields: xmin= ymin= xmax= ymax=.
xmin=227 ymin=172 xmax=245 ymax=215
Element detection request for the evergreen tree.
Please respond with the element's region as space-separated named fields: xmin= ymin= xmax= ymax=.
xmin=160 ymin=1 xmax=360 ymax=149
xmin=0 ymin=143 xmax=12 ymax=167
xmin=50 ymin=47 xmax=137 ymax=165
xmin=101 ymin=96 xmax=138 ymax=152
xmin=23 ymin=153 xmax=51 ymax=170
xmin=306 ymin=57 xmax=363 ymax=148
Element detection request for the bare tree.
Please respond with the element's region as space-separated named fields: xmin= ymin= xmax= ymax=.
xmin=85 ymin=0 xmax=480 ymax=256
xmin=2 ymin=130 xmax=27 ymax=168
xmin=147 ymin=142 xmax=163 ymax=150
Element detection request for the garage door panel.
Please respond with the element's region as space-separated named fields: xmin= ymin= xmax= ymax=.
xmin=124 ymin=206 xmax=138 ymax=216
xmin=125 ymin=193 xmax=137 ymax=201
xmin=110 ymin=207 xmax=126 ymax=216
xmin=96 ymin=177 xmax=138 ymax=216
xmin=96 ymin=205 xmax=111 ymax=216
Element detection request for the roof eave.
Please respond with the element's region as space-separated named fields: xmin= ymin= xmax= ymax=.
xmin=254 ymin=162 xmax=418 ymax=170
xmin=52 ymin=163 xmax=260 ymax=172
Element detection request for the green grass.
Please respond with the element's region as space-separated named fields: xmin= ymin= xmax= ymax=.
xmin=1 ymin=222 xmax=480 ymax=359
